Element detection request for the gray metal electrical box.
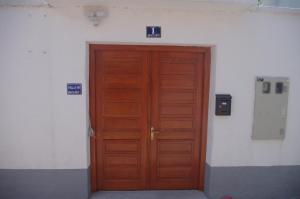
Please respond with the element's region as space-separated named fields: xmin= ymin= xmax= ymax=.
xmin=252 ymin=76 xmax=289 ymax=140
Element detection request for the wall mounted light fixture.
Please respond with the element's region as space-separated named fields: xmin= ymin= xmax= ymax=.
xmin=84 ymin=6 xmax=108 ymax=26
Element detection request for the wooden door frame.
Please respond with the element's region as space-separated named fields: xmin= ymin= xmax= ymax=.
xmin=89 ymin=44 xmax=211 ymax=192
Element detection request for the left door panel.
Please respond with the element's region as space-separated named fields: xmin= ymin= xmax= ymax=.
xmin=94 ymin=50 xmax=149 ymax=190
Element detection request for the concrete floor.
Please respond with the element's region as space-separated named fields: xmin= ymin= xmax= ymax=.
xmin=91 ymin=190 xmax=208 ymax=199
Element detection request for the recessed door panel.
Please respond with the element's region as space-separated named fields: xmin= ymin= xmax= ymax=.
xmin=150 ymin=51 xmax=204 ymax=189
xmin=95 ymin=50 xmax=149 ymax=190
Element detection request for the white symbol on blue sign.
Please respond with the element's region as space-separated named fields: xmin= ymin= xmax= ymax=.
xmin=146 ymin=26 xmax=161 ymax=38
xmin=67 ymin=83 xmax=82 ymax=95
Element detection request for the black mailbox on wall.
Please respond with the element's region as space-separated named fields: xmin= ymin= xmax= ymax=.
xmin=215 ymin=94 xmax=232 ymax=116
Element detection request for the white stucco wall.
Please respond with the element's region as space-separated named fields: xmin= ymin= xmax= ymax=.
xmin=0 ymin=1 xmax=299 ymax=169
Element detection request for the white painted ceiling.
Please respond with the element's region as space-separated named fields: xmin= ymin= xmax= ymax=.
xmin=0 ymin=0 xmax=299 ymax=9
xmin=0 ymin=0 xmax=257 ymax=7
xmin=0 ymin=0 xmax=48 ymax=6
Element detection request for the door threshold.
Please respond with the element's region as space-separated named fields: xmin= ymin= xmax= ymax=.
xmin=90 ymin=190 xmax=208 ymax=199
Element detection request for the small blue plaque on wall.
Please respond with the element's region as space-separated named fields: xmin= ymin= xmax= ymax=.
xmin=146 ymin=26 xmax=161 ymax=38
xmin=67 ymin=83 xmax=82 ymax=95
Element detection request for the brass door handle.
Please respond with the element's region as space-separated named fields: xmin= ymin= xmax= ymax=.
xmin=150 ymin=126 xmax=160 ymax=141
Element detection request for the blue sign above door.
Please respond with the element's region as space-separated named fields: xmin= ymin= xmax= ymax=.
xmin=146 ymin=26 xmax=161 ymax=38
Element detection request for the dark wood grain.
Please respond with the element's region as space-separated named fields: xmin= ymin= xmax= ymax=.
xmin=150 ymin=51 xmax=204 ymax=189
xmin=94 ymin=49 xmax=149 ymax=190
xmin=89 ymin=44 xmax=211 ymax=191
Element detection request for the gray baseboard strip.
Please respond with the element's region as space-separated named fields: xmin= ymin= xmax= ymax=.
xmin=0 ymin=168 xmax=90 ymax=199
xmin=2 ymin=165 xmax=300 ymax=199
xmin=204 ymin=163 xmax=300 ymax=199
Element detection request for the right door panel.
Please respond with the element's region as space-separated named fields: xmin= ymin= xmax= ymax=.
xmin=150 ymin=51 xmax=204 ymax=189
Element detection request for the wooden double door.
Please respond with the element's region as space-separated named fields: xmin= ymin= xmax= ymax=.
xmin=89 ymin=45 xmax=210 ymax=191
